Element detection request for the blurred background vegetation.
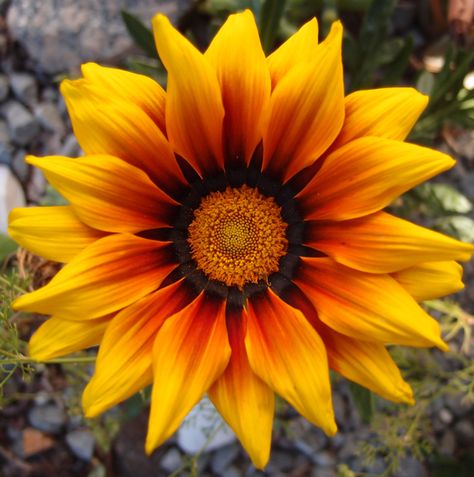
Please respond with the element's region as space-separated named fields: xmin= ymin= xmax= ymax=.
xmin=1 ymin=0 xmax=474 ymax=476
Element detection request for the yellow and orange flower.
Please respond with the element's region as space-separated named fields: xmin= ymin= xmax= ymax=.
xmin=8 ymin=10 xmax=474 ymax=468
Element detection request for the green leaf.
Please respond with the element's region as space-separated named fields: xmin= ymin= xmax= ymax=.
xmin=380 ymin=36 xmax=413 ymax=86
xmin=121 ymin=10 xmax=157 ymax=58
xmin=259 ymin=0 xmax=287 ymax=54
xmin=416 ymin=183 xmax=473 ymax=214
xmin=417 ymin=70 xmax=436 ymax=96
xmin=348 ymin=381 xmax=374 ymax=424
xmin=0 ymin=234 xmax=17 ymax=262
xmin=434 ymin=215 xmax=474 ymax=242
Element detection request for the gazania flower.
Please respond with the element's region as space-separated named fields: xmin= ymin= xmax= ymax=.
xmin=9 ymin=10 xmax=474 ymax=468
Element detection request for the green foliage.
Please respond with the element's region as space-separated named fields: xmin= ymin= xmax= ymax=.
xmin=0 ymin=234 xmax=17 ymax=262
xmin=348 ymin=382 xmax=375 ymax=424
xmin=121 ymin=10 xmax=158 ymax=58
xmin=260 ymin=0 xmax=287 ymax=53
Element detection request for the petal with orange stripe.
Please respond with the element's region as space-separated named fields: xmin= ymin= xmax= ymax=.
xmin=206 ymin=10 xmax=270 ymax=166
xmin=146 ymin=294 xmax=230 ymax=452
xmin=13 ymin=234 xmax=175 ymax=319
xmin=27 ymin=155 xmax=176 ymax=233
xmin=83 ymin=280 xmax=195 ymax=418
xmin=295 ymin=257 xmax=448 ymax=350
xmin=209 ymin=305 xmax=274 ymax=469
xmin=246 ymin=290 xmax=336 ymax=436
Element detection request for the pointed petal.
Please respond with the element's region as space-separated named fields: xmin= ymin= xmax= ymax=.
xmin=8 ymin=206 xmax=105 ymax=263
xmin=205 ymin=10 xmax=271 ymax=165
xmin=332 ymin=88 xmax=428 ymax=149
xmin=295 ymin=257 xmax=448 ymax=350
xmin=146 ymin=294 xmax=231 ymax=452
xmin=83 ymin=280 xmax=194 ymax=417
xmin=306 ymin=211 xmax=474 ymax=273
xmin=267 ymin=18 xmax=319 ymax=88
xmin=209 ymin=306 xmax=274 ymax=469
xmin=298 ymin=137 xmax=455 ymax=221
xmin=60 ymin=79 xmax=186 ymax=195
xmin=152 ymin=14 xmax=224 ymax=175
xmin=27 ymin=155 xmax=176 ymax=233
xmin=29 ymin=316 xmax=111 ymax=361
xmin=81 ymin=62 xmax=167 ymax=133
xmin=393 ymin=261 xmax=465 ymax=301
xmin=263 ymin=22 xmax=344 ymax=181
xmin=245 ymin=290 xmax=336 ymax=435
xmin=13 ymin=234 xmax=175 ymax=319
xmin=284 ymin=284 xmax=413 ymax=404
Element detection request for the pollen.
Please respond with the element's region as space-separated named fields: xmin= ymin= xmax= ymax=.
xmin=188 ymin=185 xmax=288 ymax=288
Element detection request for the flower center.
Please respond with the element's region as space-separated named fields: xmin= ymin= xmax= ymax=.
xmin=188 ymin=185 xmax=288 ymax=288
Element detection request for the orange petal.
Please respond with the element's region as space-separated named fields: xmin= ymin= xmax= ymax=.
xmin=209 ymin=306 xmax=274 ymax=469
xmin=295 ymin=257 xmax=448 ymax=350
xmin=263 ymin=21 xmax=344 ymax=181
xmin=60 ymin=79 xmax=186 ymax=195
xmin=29 ymin=315 xmax=111 ymax=361
xmin=393 ymin=261 xmax=465 ymax=301
xmin=27 ymin=155 xmax=176 ymax=233
xmin=152 ymin=14 xmax=224 ymax=175
xmin=83 ymin=280 xmax=194 ymax=417
xmin=267 ymin=18 xmax=319 ymax=88
xmin=332 ymin=88 xmax=428 ymax=149
xmin=13 ymin=234 xmax=175 ymax=319
xmin=306 ymin=211 xmax=474 ymax=273
xmin=8 ymin=206 xmax=105 ymax=263
xmin=298 ymin=137 xmax=455 ymax=221
xmin=81 ymin=62 xmax=167 ymax=133
xmin=146 ymin=294 xmax=231 ymax=452
xmin=205 ymin=10 xmax=271 ymax=166
xmin=245 ymin=290 xmax=336 ymax=435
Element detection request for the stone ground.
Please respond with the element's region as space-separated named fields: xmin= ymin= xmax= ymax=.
xmin=0 ymin=1 xmax=473 ymax=476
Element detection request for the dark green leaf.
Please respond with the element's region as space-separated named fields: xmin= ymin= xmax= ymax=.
xmin=0 ymin=234 xmax=17 ymax=262
xmin=434 ymin=216 xmax=474 ymax=242
xmin=121 ymin=10 xmax=157 ymax=58
xmin=380 ymin=36 xmax=413 ymax=86
xmin=348 ymin=382 xmax=374 ymax=424
xmin=259 ymin=0 xmax=287 ymax=54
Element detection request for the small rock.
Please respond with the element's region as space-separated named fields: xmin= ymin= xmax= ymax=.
xmin=0 ymin=74 xmax=9 ymax=101
xmin=311 ymin=469 xmax=336 ymax=477
xmin=211 ymin=443 xmax=239 ymax=475
xmin=438 ymin=408 xmax=453 ymax=425
xmin=224 ymin=466 xmax=242 ymax=477
xmin=66 ymin=428 xmax=95 ymax=461
xmin=0 ymin=120 xmax=13 ymax=165
xmin=28 ymin=403 xmax=67 ymax=434
xmin=27 ymin=167 xmax=47 ymax=202
xmin=34 ymin=101 xmax=65 ymax=135
xmin=12 ymin=149 xmax=29 ymax=183
xmin=0 ymin=164 xmax=26 ymax=234
xmin=10 ymin=73 xmax=37 ymax=105
xmin=267 ymin=449 xmax=295 ymax=472
xmin=160 ymin=448 xmax=182 ymax=473
xmin=454 ymin=420 xmax=474 ymax=443
xmin=60 ymin=133 xmax=82 ymax=157
xmin=394 ymin=457 xmax=428 ymax=477
xmin=439 ymin=430 xmax=456 ymax=456
xmin=22 ymin=427 xmax=55 ymax=457
xmin=313 ymin=450 xmax=337 ymax=468
xmin=4 ymin=101 xmax=40 ymax=146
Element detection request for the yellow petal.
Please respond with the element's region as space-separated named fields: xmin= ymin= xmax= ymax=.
xmin=29 ymin=315 xmax=111 ymax=361
xmin=81 ymin=62 xmax=167 ymax=133
xmin=83 ymin=280 xmax=194 ymax=417
xmin=13 ymin=234 xmax=175 ymax=319
xmin=209 ymin=306 xmax=274 ymax=469
xmin=152 ymin=14 xmax=224 ymax=175
xmin=8 ymin=206 xmax=105 ymax=263
xmin=296 ymin=258 xmax=448 ymax=350
xmin=60 ymin=79 xmax=186 ymax=195
xmin=267 ymin=18 xmax=319 ymax=88
xmin=332 ymin=88 xmax=428 ymax=149
xmin=206 ymin=10 xmax=271 ymax=165
xmin=246 ymin=290 xmax=337 ymax=436
xmin=298 ymin=137 xmax=455 ymax=221
xmin=263 ymin=22 xmax=344 ymax=181
xmin=27 ymin=155 xmax=176 ymax=233
xmin=306 ymin=211 xmax=474 ymax=273
xmin=393 ymin=261 xmax=465 ymax=301
xmin=146 ymin=294 xmax=231 ymax=452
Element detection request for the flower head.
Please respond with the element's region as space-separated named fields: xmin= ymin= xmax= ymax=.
xmin=9 ymin=10 xmax=474 ymax=468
